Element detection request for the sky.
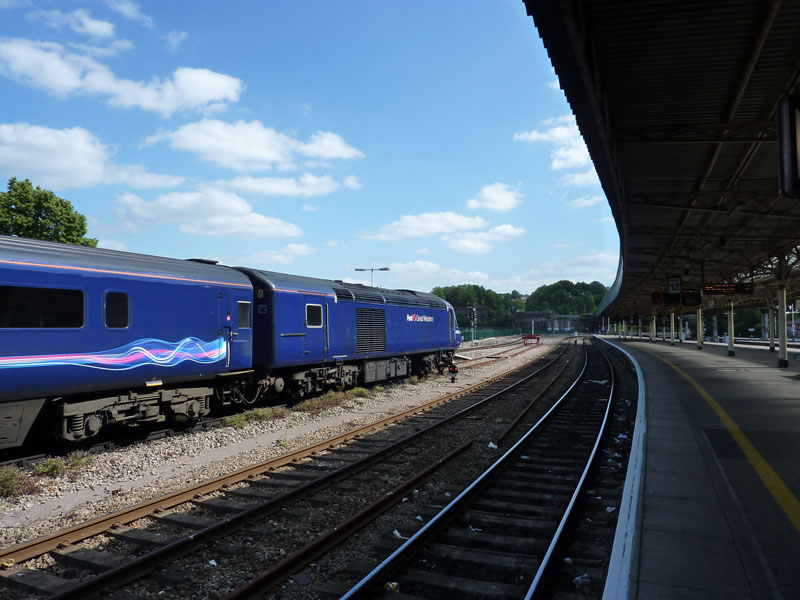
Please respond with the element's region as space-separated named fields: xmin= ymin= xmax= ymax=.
xmin=0 ymin=0 xmax=619 ymax=294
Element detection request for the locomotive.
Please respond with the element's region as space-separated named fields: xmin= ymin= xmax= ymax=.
xmin=0 ymin=235 xmax=461 ymax=449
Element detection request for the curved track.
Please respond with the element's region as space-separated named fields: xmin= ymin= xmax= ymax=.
xmin=338 ymin=340 xmax=615 ymax=599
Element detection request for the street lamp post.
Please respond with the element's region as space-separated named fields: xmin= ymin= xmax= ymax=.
xmin=354 ymin=267 xmax=389 ymax=287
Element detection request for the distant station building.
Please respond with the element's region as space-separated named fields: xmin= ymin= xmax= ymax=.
xmin=513 ymin=311 xmax=586 ymax=333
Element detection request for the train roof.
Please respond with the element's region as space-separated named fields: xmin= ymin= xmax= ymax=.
xmin=237 ymin=268 xmax=448 ymax=308
xmin=0 ymin=235 xmax=251 ymax=288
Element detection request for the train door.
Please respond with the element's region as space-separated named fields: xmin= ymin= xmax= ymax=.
xmin=302 ymin=295 xmax=329 ymax=363
xmin=218 ymin=288 xmax=253 ymax=370
xmin=231 ymin=290 xmax=253 ymax=369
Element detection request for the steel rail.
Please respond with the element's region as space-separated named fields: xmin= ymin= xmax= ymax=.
xmin=0 ymin=342 xmax=563 ymax=568
xmin=495 ymin=357 xmax=573 ymax=445
xmin=525 ymin=340 xmax=616 ymax=598
xmin=339 ymin=343 xmax=590 ymax=599
xmin=594 ymin=335 xmax=646 ymax=600
xmin=225 ymin=441 xmax=473 ymax=599
xmin=39 ymin=344 xmax=572 ymax=599
xmin=458 ymin=343 xmax=540 ymax=370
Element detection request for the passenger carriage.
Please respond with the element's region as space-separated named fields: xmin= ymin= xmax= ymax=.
xmin=0 ymin=236 xmax=253 ymax=448
xmin=0 ymin=235 xmax=461 ymax=450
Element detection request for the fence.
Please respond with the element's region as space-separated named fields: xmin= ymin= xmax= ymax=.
xmin=460 ymin=328 xmax=522 ymax=342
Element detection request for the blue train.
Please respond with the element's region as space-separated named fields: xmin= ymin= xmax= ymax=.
xmin=0 ymin=235 xmax=461 ymax=449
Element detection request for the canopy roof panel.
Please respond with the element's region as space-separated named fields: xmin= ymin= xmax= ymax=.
xmin=525 ymin=0 xmax=800 ymax=313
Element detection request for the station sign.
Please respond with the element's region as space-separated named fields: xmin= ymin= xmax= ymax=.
xmin=667 ymin=276 xmax=682 ymax=294
xmin=651 ymin=292 xmax=662 ymax=305
xmin=703 ymin=282 xmax=753 ymax=294
xmin=663 ymin=293 xmax=682 ymax=307
xmin=779 ymin=94 xmax=800 ymax=198
xmin=652 ymin=290 xmax=701 ymax=306
xmin=681 ymin=291 xmax=702 ymax=307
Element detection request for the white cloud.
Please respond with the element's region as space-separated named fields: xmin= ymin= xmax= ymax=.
xmin=365 ymin=212 xmax=488 ymax=242
xmin=416 ymin=248 xmax=431 ymax=254
xmin=566 ymin=195 xmax=603 ymax=209
xmin=327 ymin=240 xmax=338 ymax=247
xmin=165 ymin=30 xmax=188 ymax=52
xmin=117 ymin=190 xmax=302 ymax=239
xmin=301 ymin=131 xmax=364 ymax=160
xmin=466 ymin=182 xmax=522 ymax=211
xmin=69 ymin=39 xmax=135 ymax=58
xmin=560 ymin=168 xmax=600 ymax=187
xmin=385 ymin=260 xmax=489 ymax=289
xmin=105 ymin=0 xmax=153 ymax=28
xmin=492 ymin=250 xmax=619 ymax=291
xmin=106 ymin=164 xmax=185 ymax=189
xmin=552 ymin=243 xmax=570 ymax=248
xmin=146 ymin=119 xmax=363 ymax=171
xmin=0 ymin=122 xmax=184 ymax=189
xmin=98 ymin=239 xmax=128 ymax=251
xmin=343 ymin=175 xmax=362 ymax=190
xmin=369 ymin=251 xmax=619 ymax=294
xmin=514 ymin=114 xmax=591 ymax=170
xmin=303 ymin=204 xmax=321 ymax=212
xmin=0 ymin=39 xmax=242 ymax=116
xmin=227 ymin=173 xmax=340 ymax=197
xmin=28 ymin=9 xmax=116 ymax=38
xmin=441 ymin=224 xmax=525 ymax=254
xmin=596 ymin=216 xmax=614 ymax=223
xmin=547 ymin=79 xmax=560 ymax=90
xmin=244 ymin=243 xmax=315 ymax=266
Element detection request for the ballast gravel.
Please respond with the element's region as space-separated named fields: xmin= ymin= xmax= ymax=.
xmin=0 ymin=336 xmax=561 ymax=551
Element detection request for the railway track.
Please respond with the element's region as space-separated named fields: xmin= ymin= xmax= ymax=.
xmin=0 ymin=341 xmax=582 ymax=599
xmin=456 ymin=344 xmax=537 ymax=371
xmin=313 ymin=338 xmax=637 ymax=600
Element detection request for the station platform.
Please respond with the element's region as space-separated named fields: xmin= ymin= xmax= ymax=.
xmin=601 ymin=336 xmax=800 ymax=600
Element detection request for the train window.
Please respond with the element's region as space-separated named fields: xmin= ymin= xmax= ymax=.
xmin=238 ymin=301 xmax=251 ymax=328
xmin=105 ymin=292 xmax=129 ymax=328
xmin=0 ymin=285 xmax=83 ymax=328
xmin=306 ymin=304 xmax=323 ymax=328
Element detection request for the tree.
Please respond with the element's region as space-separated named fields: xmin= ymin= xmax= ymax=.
xmin=0 ymin=178 xmax=97 ymax=247
xmin=525 ymin=280 xmax=609 ymax=314
xmin=432 ymin=284 xmax=523 ymax=327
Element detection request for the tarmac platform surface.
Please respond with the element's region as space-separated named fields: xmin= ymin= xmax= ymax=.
xmin=604 ymin=337 xmax=800 ymax=600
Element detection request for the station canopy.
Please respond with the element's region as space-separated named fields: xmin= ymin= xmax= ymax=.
xmin=524 ymin=0 xmax=800 ymax=315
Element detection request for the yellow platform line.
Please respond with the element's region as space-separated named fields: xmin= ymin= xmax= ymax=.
xmin=634 ymin=344 xmax=800 ymax=534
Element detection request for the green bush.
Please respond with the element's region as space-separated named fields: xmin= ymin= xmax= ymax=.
xmin=222 ymin=406 xmax=289 ymax=429
xmin=293 ymin=387 xmax=372 ymax=414
xmin=33 ymin=457 xmax=67 ymax=478
xmin=0 ymin=467 xmax=40 ymax=498
xmin=65 ymin=450 xmax=93 ymax=472
xmin=294 ymin=391 xmax=343 ymax=415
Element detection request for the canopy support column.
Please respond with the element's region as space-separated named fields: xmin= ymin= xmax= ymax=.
xmin=670 ymin=311 xmax=675 ymax=346
xmin=769 ymin=306 xmax=775 ymax=352
xmin=727 ymin=302 xmax=735 ymax=356
xmin=696 ymin=307 xmax=703 ymax=350
xmin=779 ymin=287 xmax=788 ymax=367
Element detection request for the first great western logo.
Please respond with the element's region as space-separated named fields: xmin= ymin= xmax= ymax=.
xmin=407 ymin=313 xmax=434 ymax=323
